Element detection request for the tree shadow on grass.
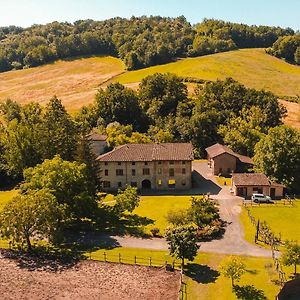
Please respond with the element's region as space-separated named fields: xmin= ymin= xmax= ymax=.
xmin=233 ymin=285 xmax=267 ymax=300
xmin=184 ymin=263 xmax=220 ymax=284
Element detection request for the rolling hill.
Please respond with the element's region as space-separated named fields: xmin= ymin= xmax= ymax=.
xmin=0 ymin=48 xmax=299 ymax=128
xmin=0 ymin=56 xmax=125 ymax=111
xmin=113 ymin=48 xmax=300 ymax=98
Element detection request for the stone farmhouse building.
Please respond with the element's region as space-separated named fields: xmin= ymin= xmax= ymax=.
xmin=231 ymin=173 xmax=285 ymax=199
xmin=97 ymin=143 xmax=194 ymax=191
xmin=206 ymin=143 xmax=253 ymax=175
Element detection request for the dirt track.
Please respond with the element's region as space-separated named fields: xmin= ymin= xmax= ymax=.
xmin=0 ymin=255 xmax=180 ymax=300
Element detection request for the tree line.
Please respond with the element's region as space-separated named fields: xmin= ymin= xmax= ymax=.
xmin=267 ymin=34 xmax=300 ymax=65
xmin=0 ymin=17 xmax=294 ymax=72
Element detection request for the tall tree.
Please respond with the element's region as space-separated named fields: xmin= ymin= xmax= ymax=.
xmin=254 ymin=126 xmax=300 ymax=191
xmin=40 ymin=96 xmax=78 ymax=161
xmin=165 ymin=225 xmax=199 ymax=269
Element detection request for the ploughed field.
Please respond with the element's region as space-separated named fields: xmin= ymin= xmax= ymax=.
xmin=0 ymin=251 xmax=180 ymax=300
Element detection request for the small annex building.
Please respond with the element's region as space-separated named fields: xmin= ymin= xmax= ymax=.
xmin=205 ymin=143 xmax=253 ymax=175
xmin=231 ymin=173 xmax=285 ymax=199
xmin=87 ymin=133 xmax=107 ymax=157
xmin=97 ymin=143 xmax=194 ymax=191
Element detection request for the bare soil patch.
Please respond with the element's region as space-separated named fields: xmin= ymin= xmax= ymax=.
xmin=280 ymin=99 xmax=300 ymax=129
xmin=0 ymin=251 xmax=180 ymax=300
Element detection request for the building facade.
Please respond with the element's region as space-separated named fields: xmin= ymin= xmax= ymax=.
xmin=97 ymin=143 xmax=193 ymax=191
xmin=231 ymin=173 xmax=285 ymax=199
xmin=206 ymin=143 xmax=253 ymax=175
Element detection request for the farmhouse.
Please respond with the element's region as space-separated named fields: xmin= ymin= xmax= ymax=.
xmin=231 ymin=173 xmax=285 ymax=199
xmin=206 ymin=143 xmax=253 ymax=175
xmin=97 ymin=143 xmax=193 ymax=191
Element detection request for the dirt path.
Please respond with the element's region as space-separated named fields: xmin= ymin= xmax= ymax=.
xmin=105 ymin=162 xmax=273 ymax=257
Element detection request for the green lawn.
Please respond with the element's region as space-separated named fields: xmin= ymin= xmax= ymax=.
xmin=88 ymin=247 xmax=283 ymax=300
xmin=241 ymin=201 xmax=300 ymax=243
xmin=215 ymin=176 xmax=232 ymax=186
xmin=133 ymin=195 xmax=192 ymax=236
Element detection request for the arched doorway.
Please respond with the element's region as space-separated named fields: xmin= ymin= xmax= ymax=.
xmin=141 ymin=179 xmax=151 ymax=189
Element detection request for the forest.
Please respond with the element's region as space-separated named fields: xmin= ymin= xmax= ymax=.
xmin=0 ymin=17 xmax=296 ymax=72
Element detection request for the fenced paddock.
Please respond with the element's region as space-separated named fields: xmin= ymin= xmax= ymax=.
xmin=0 ymin=251 xmax=181 ymax=300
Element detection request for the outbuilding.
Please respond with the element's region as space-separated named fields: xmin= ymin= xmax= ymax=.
xmin=231 ymin=173 xmax=285 ymax=199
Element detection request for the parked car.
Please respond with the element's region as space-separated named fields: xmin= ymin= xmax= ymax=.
xmin=251 ymin=193 xmax=274 ymax=203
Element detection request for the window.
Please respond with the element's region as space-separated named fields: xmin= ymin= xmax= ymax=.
xmin=118 ymin=182 xmax=122 ymax=188
xmin=169 ymin=161 xmax=174 ymax=165
xmin=157 ymin=179 xmax=162 ymax=185
xmin=182 ymin=180 xmax=186 ymax=186
xmin=182 ymin=168 xmax=186 ymax=174
xmin=116 ymin=169 xmax=123 ymax=176
xmin=158 ymin=168 xmax=162 ymax=175
xmin=132 ymin=169 xmax=136 ymax=176
xmin=168 ymin=179 xmax=176 ymax=188
xmin=118 ymin=162 xmax=122 ymax=166
xmin=169 ymin=168 xmax=175 ymax=177
xmin=144 ymin=162 xmax=148 ymax=166
xmin=103 ymin=181 xmax=111 ymax=188
xmin=104 ymin=162 xmax=108 ymax=166
xmin=131 ymin=182 xmax=137 ymax=187
xmin=182 ymin=161 xmax=186 ymax=165
xmin=104 ymin=169 xmax=108 ymax=176
xmin=158 ymin=161 xmax=162 ymax=165
xmin=143 ymin=168 xmax=150 ymax=175
xmin=132 ymin=162 xmax=136 ymax=165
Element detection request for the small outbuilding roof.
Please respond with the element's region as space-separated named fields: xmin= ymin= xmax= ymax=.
xmin=87 ymin=133 xmax=107 ymax=141
xmin=97 ymin=143 xmax=194 ymax=162
xmin=205 ymin=143 xmax=253 ymax=164
xmin=232 ymin=173 xmax=270 ymax=186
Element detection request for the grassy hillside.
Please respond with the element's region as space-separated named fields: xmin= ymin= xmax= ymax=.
xmin=0 ymin=56 xmax=125 ymax=111
xmin=114 ymin=48 xmax=300 ymax=98
xmin=0 ymin=49 xmax=299 ymax=128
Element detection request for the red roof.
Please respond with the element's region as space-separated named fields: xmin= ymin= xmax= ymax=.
xmin=97 ymin=143 xmax=194 ymax=162
xmin=232 ymin=173 xmax=270 ymax=186
xmin=205 ymin=143 xmax=253 ymax=164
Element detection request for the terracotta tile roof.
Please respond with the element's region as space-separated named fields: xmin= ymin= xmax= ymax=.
xmin=87 ymin=133 xmax=107 ymax=141
xmin=205 ymin=143 xmax=253 ymax=164
xmin=232 ymin=173 xmax=270 ymax=186
xmin=97 ymin=143 xmax=194 ymax=162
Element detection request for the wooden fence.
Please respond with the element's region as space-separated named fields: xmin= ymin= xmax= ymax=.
xmin=244 ymin=206 xmax=287 ymax=285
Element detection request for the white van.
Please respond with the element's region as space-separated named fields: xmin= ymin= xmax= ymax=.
xmin=251 ymin=193 xmax=273 ymax=203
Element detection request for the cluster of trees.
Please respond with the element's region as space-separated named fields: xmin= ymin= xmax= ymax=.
xmin=77 ymin=74 xmax=286 ymax=158
xmin=191 ymin=19 xmax=293 ymax=56
xmin=0 ymin=97 xmax=80 ymax=184
xmin=266 ymin=34 xmax=300 ymax=64
xmin=0 ymin=17 xmax=294 ymax=72
xmin=0 ymin=155 xmax=99 ymax=250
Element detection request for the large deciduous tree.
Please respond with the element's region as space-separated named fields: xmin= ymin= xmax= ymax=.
xmin=253 ymin=126 xmax=300 ymax=191
xmin=21 ymin=155 xmax=97 ymax=219
xmin=0 ymin=189 xmax=66 ymax=251
xmin=114 ymin=185 xmax=140 ymax=215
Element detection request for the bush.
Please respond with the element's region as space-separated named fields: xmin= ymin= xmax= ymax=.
xmin=166 ymin=209 xmax=189 ymax=226
xmin=150 ymin=227 xmax=160 ymax=237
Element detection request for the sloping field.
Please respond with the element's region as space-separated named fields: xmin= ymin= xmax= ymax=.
xmin=0 ymin=56 xmax=125 ymax=111
xmin=114 ymin=48 xmax=300 ymax=98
